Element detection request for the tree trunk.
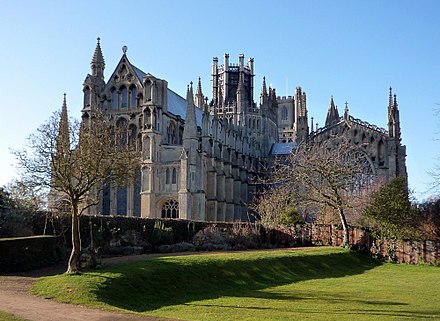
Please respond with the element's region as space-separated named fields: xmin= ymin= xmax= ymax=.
xmin=338 ymin=207 xmax=350 ymax=247
xmin=67 ymin=203 xmax=81 ymax=273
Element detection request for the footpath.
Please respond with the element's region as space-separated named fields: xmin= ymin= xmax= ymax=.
xmin=0 ymin=253 xmax=177 ymax=321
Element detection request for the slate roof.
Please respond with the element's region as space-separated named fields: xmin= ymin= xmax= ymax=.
xmin=167 ymin=89 xmax=203 ymax=126
xmin=270 ymin=142 xmax=297 ymax=155
xmin=132 ymin=64 xmax=202 ymax=126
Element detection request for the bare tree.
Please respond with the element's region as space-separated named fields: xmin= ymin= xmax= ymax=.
xmin=13 ymin=103 xmax=139 ymax=273
xmin=251 ymin=186 xmax=293 ymax=230
xmin=260 ymin=135 xmax=374 ymax=247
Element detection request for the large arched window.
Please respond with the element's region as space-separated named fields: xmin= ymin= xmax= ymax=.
xmin=161 ymin=199 xmax=179 ymax=218
xmin=111 ymin=88 xmax=118 ymax=109
xmin=120 ymin=86 xmax=128 ymax=109
xmin=130 ymin=86 xmax=137 ymax=109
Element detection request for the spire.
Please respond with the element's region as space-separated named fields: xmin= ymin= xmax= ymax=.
xmin=196 ymin=77 xmax=203 ymax=97
xmin=91 ymin=37 xmax=105 ymax=80
xmin=325 ymin=96 xmax=340 ymax=126
xmin=183 ymin=82 xmax=197 ymax=142
xmin=388 ymin=87 xmax=393 ymax=118
xmin=261 ymin=77 xmax=267 ymax=96
xmin=57 ymin=93 xmax=70 ymax=155
xmin=195 ymin=77 xmax=204 ymax=108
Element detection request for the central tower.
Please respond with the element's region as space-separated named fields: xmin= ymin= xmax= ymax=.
xmin=211 ymin=54 xmax=255 ymax=125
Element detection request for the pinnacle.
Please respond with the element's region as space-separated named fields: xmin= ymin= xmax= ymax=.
xmin=91 ymin=37 xmax=105 ymax=68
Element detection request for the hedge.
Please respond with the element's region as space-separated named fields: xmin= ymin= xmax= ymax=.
xmin=0 ymin=235 xmax=60 ymax=273
xmin=31 ymin=213 xmax=239 ymax=249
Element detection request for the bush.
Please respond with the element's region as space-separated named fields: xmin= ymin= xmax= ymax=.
xmin=363 ymin=177 xmax=421 ymax=239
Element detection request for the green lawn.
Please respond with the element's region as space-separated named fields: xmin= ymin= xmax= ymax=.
xmin=32 ymin=247 xmax=440 ymax=320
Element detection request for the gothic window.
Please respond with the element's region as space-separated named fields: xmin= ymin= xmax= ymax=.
xmin=117 ymin=186 xmax=127 ymax=215
xmin=166 ymin=168 xmax=170 ymax=184
xmin=378 ymin=140 xmax=385 ymax=166
xmin=130 ymin=86 xmax=137 ymax=109
xmin=161 ymin=199 xmax=179 ymax=219
xmin=133 ymin=169 xmax=141 ymax=217
xmin=172 ymin=168 xmax=177 ymax=184
xmin=282 ymin=106 xmax=288 ymax=120
xmin=116 ymin=118 xmax=128 ymax=147
xmin=111 ymin=88 xmax=118 ymax=109
xmin=167 ymin=121 xmax=176 ymax=144
xmin=129 ymin=124 xmax=137 ymax=149
xmin=102 ymin=180 xmax=110 ymax=215
xmin=120 ymin=86 xmax=128 ymax=109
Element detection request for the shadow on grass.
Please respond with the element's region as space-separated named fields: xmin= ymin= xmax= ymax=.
xmin=91 ymin=249 xmax=384 ymax=312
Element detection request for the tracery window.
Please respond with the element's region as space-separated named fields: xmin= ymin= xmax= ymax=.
xmin=161 ymin=199 xmax=179 ymax=218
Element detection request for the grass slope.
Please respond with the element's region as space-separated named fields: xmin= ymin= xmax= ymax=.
xmin=32 ymin=248 xmax=440 ymax=320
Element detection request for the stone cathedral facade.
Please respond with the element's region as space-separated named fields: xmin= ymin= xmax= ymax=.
xmin=80 ymin=39 xmax=407 ymax=221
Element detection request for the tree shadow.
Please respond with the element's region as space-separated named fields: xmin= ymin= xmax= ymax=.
xmin=91 ymin=250 xmax=385 ymax=313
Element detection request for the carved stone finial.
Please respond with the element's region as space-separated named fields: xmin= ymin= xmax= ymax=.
xmin=122 ymin=45 xmax=128 ymax=54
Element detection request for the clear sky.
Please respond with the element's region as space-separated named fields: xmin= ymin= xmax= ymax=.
xmin=0 ymin=0 xmax=439 ymax=200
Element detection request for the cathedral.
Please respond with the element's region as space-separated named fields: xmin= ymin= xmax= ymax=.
xmin=80 ymin=38 xmax=407 ymax=221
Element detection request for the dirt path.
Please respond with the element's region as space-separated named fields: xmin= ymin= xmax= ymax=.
xmin=0 ymin=253 xmax=179 ymax=321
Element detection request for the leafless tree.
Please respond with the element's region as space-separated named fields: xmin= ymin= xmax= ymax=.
xmin=258 ymin=135 xmax=374 ymax=247
xmin=13 ymin=108 xmax=139 ymax=273
xmin=251 ymin=186 xmax=293 ymax=230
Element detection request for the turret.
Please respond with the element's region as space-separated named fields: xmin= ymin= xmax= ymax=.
xmin=295 ymin=87 xmax=309 ymax=141
xmin=388 ymin=87 xmax=401 ymax=140
xmin=212 ymin=57 xmax=218 ymax=104
xmin=239 ymin=54 xmax=244 ymax=71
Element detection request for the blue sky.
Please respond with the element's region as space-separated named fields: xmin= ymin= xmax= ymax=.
xmin=0 ymin=0 xmax=439 ymax=200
